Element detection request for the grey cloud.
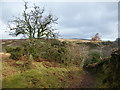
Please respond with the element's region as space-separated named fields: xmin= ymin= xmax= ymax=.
xmin=1 ymin=2 xmax=24 ymax=23
xmin=57 ymin=3 xmax=117 ymax=28
xmin=0 ymin=2 xmax=118 ymax=40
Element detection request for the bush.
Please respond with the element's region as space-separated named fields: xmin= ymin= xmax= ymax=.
xmin=6 ymin=47 xmax=24 ymax=60
xmin=5 ymin=39 xmax=90 ymax=66
xmin=84 ymin=51 xmax=101 ymax=66
xmin=20 ymin=39 xmax=67 ymax=64
xmin=90 ymin=52 xmax=101 ymax=63
xmin=37 ymin=40 xmax=67 ymax=63
xmin=85 ymin=42 xmax=99 ymax=48
xmin=43 ymin=46 xmax=67 ymax=63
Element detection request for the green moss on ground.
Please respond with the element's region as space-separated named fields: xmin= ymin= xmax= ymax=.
xmin=86 ymin=50 xmax=120 ymax=88
xmin=2 ymin=61 xmax=83 ymax=88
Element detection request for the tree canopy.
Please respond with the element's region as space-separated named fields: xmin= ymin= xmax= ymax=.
xmin=92 ymin=33 xmax=101 ymax=41
xmin=8 ymin=2 xmax=58 ymax=40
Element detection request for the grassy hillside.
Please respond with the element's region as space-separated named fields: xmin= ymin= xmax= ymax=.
xmin=1 ymin=39 xmax=119 ymax=88
xmin=3 ymin=58 xmax=84 ymax=88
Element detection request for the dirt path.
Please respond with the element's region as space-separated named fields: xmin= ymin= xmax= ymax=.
xmin=78 ymin=71 xmax=95 ymax=88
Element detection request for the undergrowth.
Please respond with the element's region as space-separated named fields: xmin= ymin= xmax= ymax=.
xmin=3 ymin=61 xmax=83 ymax=88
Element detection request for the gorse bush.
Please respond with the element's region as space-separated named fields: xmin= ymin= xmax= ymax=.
xmin=5 ymin=39 xmax=68 ymax=64
xmin=84 ymin=51 xmax=101 ymax=66
xmin=89 ymin=51 xmax=101 ymax=63
xmin=5 ymin=39 xmax=105 ymax=66
xmin=5 ymin=39 xmax=92 ymax=66
xmin=6 ymin=47 xmax=24 ymax=60
xmin=40 ymin=40 xmax=67 ymax=63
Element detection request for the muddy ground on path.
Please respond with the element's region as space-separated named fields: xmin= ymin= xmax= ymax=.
xmin=77 ymin=71 xmax=95 ymax=88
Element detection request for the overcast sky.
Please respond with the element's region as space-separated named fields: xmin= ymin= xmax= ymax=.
xmin=0 ymin=1 xmax=118 ymax=41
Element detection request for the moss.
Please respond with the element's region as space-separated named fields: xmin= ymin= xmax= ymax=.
xmin=3 ymin=74 xmax=27 ymax=88
xmin=92 ymin=50 xmax=120 ymax=88
xmin=3 ymin=61 xmax=83 ymax=88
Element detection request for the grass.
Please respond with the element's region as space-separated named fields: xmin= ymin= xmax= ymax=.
xmin=2 ymin=59 xmax=84 ymax=88
xmin=2 ymin=61 xmax=21 ymax=78
xmin=2 ymin=39 xmax=118 ymax=88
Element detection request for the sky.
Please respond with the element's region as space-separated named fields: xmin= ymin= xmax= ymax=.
xmin=0 ymin=1 xmax=118 ymax=41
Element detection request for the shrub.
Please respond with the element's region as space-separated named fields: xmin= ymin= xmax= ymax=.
xmin=85 ymin=42 xmax=99 ymax=48
xmin=20 ymin=39 xmax=67 ymax=64
xmin=5 ymin=39 xmax=90 ymax=66
xmin=6 ymin=47 xmax=24 ymax=60
xmin=40 ymin=40 xmax=67 ymax=63
xmin=84 ymin=51 xmax=101 ymax=67
xmin=90 ymin=52 xmax=101 ymax=63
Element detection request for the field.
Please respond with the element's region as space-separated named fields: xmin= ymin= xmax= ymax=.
xmin=1 ymin=39 xmax=119 ymax=88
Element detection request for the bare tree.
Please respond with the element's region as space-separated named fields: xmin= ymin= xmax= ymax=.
xmin=8 ymin=2 xmax=58 ymax=40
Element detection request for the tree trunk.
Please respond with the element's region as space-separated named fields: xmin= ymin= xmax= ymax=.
xmin=37 ymin=28 xmax=40 ymax=39
xmin=29 ymin=30 xmax=32 ymax=40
